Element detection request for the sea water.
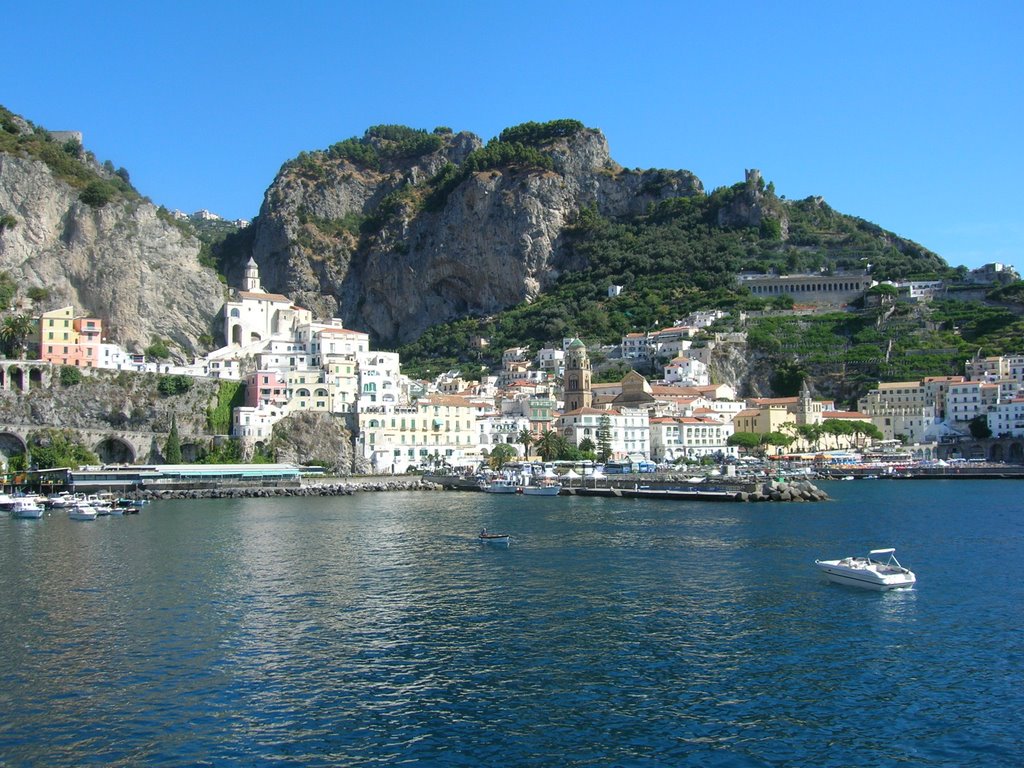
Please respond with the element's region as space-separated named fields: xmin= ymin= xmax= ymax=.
xmin=1 ymin=480 xmax=1021 ymax=766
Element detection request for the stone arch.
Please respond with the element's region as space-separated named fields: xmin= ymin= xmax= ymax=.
xmin=0 ymin=431 xmax=27 ymax=466
xmin=989 ymin=443 xmax=1004 ymax=462
xmin=29 ymin=368 xmax=44 ymax=389
xmin=9 ymin=366 xmax=25 ymax=392
xmin=231 ymin=324 xmax=243 ymax=345
xmin=94 ymin=436 xmax=136 ymax=465
xmin=180 ymin=442 xmax=205 ymax=463
xmin=1009 ymin=442 xmax=1024 ymax=463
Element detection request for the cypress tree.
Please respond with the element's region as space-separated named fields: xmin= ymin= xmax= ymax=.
xmin=164 ymin=415 xmax=182 ymax=464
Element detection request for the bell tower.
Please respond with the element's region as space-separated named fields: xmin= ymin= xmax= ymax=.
xmin=563 ymin=338 xmax=592 ymax=412
xmin=243 ymin=256 xmax=263 ymax=293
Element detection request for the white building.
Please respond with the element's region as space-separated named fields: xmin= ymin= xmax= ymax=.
xmin=663 ymin=356 xmax=709 ymax=386
xmin=556 ymin=406 xmax=650 ymax=460
xmin=478 ymin=413 xmax=532 ymax=457
xmin=233 ymin=403 xmax=287 ymax=441
xmin=223 ymin=258 xmax=312 ymax=347
xmin=649 ymin=416 xmax=736 ymax=462
xmin=946 ymin=381 xmax=999 ymax=423
xmin=535 ymin=346 xmax=565 ymax=373
xmin=620 ymin=333 xmax=650 ymax=360
xmin=988 ymin=398 xmax=1024 ymax=437
xmin=357 ymin=351 xmax=405 ymax=409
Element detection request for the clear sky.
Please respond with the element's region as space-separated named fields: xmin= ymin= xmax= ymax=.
xmin=4 ymin=1 xmax=1021 ymax=270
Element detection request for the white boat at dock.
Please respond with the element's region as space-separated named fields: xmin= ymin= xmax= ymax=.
xmin=520 ymin=481 xmax=562 ymax=496
xmin=68 ymin=503 xmax=98 ymax=521
xmin=481 ymin=478 xmax=518 ymax=494
xmin=11 ymin=497 xmax=45 ymax=519
xmin=815 ymin=548 xmax=916 ymax=590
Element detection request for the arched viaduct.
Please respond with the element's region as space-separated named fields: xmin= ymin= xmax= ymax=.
xmin=0 ymin=423 xmax=213 ymax=466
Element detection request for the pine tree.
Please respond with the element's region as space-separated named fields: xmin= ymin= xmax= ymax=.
xmin=164 ymin=415 xmax=182 ymax=464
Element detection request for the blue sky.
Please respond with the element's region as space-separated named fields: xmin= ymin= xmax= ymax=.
xmin=5 ymin=1 xmax=1021 ymax=270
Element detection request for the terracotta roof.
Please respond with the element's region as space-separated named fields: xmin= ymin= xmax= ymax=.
xmin=237 ymin=291 xmax=293 ymax=303
xmin=823 ymin=410 xmax=871 ymax=420
xmin=418 ymin=394 xmax=479 ymax=408
xmin=560 ymin=407 xmax=618 ymax=417
xmin=317 ymin=327 xmax=368 ymax=336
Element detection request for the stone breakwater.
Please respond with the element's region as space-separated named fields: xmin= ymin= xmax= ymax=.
xmin=136 ymin=477 xmax=442 ymax=501
xmin=744 ymin=480 xmax=830 ymax=502
xmin=130 ymin=477 xmax=829 ymax=503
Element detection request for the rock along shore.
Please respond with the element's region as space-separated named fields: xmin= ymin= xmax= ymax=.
xmin=135 ymin=477 xmax=443 ymax=501
xmin=131 ymin=477 xmax=829 ymax=503
xmin=743 ymin=480 xmax=830 ymax=502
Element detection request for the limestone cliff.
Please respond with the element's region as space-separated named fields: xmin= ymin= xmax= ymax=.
xmin=0 ymin=369 xmax=215 ymax=430
xmin=238 ymin=123 xmax=703 ymax=344
xmin=0 ymin=114 xmax=225 ymax=355
xmin=267 ymin=411 xmax=354 ymax=474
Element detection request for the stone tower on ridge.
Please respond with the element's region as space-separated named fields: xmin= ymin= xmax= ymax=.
xmin=563 ymin=338 xmax=592 ymax=412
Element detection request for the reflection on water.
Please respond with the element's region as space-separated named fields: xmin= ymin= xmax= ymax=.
xmin=1 ymin=483 xmax=1022 ymax=766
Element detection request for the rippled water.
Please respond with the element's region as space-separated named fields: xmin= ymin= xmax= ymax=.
xmin=1 ymin=481 xmax=1022 ymax=766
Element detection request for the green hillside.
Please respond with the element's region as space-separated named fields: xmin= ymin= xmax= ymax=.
xmin=395 ymin=174 xmax=985 ymax=391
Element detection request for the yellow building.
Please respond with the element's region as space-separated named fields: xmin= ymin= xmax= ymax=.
xmin=39 ymin=306 xmax=101 ymax=367
xmin=358 ymin=395 xmax=482 ymax=472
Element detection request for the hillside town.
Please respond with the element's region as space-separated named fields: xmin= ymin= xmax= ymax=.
xmin=29 ymin=258 xmax=1024 ymax=473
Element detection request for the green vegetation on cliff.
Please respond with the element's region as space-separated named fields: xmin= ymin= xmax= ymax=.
xmin=207 ymin=380 xmax=245 ymax=434
xmin=0 ymin=105 xmax=138 ymax=206
xmin=399 ymin=182 xmax=947 ymax=374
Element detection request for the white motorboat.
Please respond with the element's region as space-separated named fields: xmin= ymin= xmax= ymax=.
xmin=85 ymin=494 xmax=115 ymax=515
xmin=11 ymin=497 xmax=45 ymax=519
xmin=481 ymin=478 xmax=518 ymax=494
xmin=68 ymin=503 xmax=98 ymax=521
xmin=521 ymin=482 xmax=562 ymax=496
xmin=46 ymin=492 xmax=75 ymax=509
xmin=815 ymin=548 xmax=916 ymax=590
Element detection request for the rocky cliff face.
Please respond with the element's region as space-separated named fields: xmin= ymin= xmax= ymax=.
xmin=267 ymin=411 xmax=354 ymax=474
xmin=0 ymin=369 xmax=217 ymax=434
xmin=239 ymin=125 xmax=704 ymax=344
xmin=0 ymin=133 xmax=225 ymax=355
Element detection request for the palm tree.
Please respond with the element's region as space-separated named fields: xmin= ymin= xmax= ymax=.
xmin=517 ymin=428 xmax=535 ymax=460
xmin=0 ymin=314 xmax=34 ymax=358
xmin=536 ymin=430 xmax=562 ymax=462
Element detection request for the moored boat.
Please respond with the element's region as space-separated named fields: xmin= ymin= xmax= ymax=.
xmin=11 ymin=497 xmax=45 ymax=519
xmin=520 ymin=481 xmax=562 ymax=496
xmin=481 ymin=478 xmax=518 ymax=494
xmin=815 ymin=548 xmax=916 ymax=590
xmin=68 ymin=503 xmax=98 ymax=521
xmin=46 ymin=492 xmax=75 ymax=509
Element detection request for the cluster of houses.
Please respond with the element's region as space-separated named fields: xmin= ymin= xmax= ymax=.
xmin=30 ymin=258 xmax=1024 ymax=472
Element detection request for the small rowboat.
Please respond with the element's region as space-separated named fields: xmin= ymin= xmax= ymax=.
xmin=479 ymin=529 xmax=511 ymax=548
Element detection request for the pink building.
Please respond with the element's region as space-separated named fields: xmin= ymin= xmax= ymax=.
xmin=244 ymin=370 xmax=288 ymax=408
